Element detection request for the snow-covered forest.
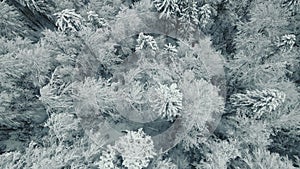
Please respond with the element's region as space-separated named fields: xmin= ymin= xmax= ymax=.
xmin=0 ymin=0 xmax=299 ymax=168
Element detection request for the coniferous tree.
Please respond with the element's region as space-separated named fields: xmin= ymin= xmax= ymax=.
xmin=0 ymin=0 xmax=299 ymax=168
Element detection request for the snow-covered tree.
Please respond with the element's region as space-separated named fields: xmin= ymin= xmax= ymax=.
xmin=153 ymin=158 xmax=178 ymax=169
xmin=151 ymin=83 xmax=183 ymax=121
xmin=180 ymin=77 xmax=224 ymax=150
xmin=0 ymin=0 xmax=299 ymax=168
xmin=0 ymin=1 xmax=26 ymax=39
xmin=194 ymin=139 xmax=240 ymax=169
xmin=54 ymin=9 xmax=83 ymax=32
xmin=229 ymin=0 xmax=297 ymax=89
xmin=230 ymin=89 xmax=286 ymax=119
xmin=242 ymin=147 xmax=296 ymax=169
xmin=96 ymin=145 xmax=120 ymax=169
xmin=114 ymin=128 xmax=156 ymax=169
xmin=153 ymin=0 xmax=179 ymax=19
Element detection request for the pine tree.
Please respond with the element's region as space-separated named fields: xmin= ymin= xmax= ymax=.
xmin=0 ymin=1 xmax=27 ymax=39
xmin=0 ymin=0 xmax=299 ymax=168
xmin=229 ymin=0 xmax=297 ymax=89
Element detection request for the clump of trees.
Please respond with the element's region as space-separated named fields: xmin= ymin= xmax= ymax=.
xmin=0 ymin=0 xmax=299 ymax=168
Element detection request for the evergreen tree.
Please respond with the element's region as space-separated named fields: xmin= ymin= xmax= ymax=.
xmin=0 ymin=0 xmax=299 ymax=168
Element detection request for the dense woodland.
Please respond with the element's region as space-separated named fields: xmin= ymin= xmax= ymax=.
xmin=0 ymin=0 xmax=299 ymax=168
